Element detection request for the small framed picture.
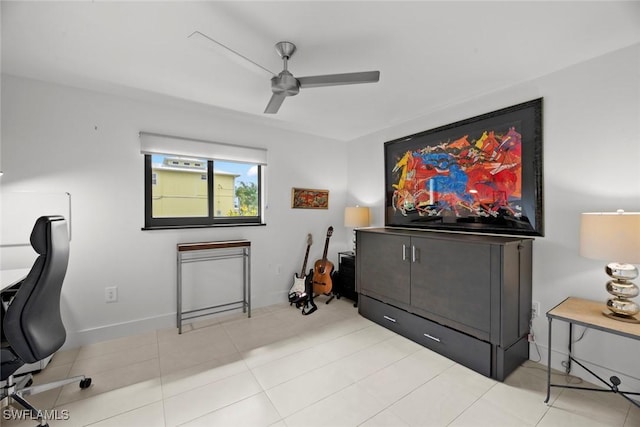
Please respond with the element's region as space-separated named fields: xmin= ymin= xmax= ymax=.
xmin=291 ymin=188 xmax=329 ymax=209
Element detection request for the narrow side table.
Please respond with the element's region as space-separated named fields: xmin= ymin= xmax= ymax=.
xmin=177 ymin=240 xmax=251 ymax=334
xmin=545 ymin=297 xmax=639 ymax=408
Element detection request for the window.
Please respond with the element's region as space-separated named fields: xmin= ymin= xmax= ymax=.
xmin=140 ymin=132 xmax=267 ymax=229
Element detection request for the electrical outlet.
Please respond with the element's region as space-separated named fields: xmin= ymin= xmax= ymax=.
xmin=105 ymin=286 xmax=118 ymax=303
xmin=532 ymin=301 xmax=540 ymax=318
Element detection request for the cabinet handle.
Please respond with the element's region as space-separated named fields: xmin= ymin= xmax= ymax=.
xmin=412 ymin=245 xmax=416 ymax=263
xmin=423 ymin=333 xmax=441 ymax=342
xmin=402 ymin=244 xmax=406 ymax=261
xmin=383 ymin=315 xmax=397 ymax=323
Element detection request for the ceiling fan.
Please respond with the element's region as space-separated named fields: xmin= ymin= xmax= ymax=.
xmin=189 ymin=31 xmax=380 ymax=114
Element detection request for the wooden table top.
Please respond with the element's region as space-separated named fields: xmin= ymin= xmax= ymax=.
xmin=177 ymin=240 xmax=251 ymax=252
xmin=547 ymin=297 xmax=640 ymax=340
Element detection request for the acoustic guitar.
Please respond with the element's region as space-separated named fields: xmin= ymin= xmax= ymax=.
xmin=312 ymin=226 xmax=334 ymax=296
xmin=288 ymin=233 xmax=312 ymax=302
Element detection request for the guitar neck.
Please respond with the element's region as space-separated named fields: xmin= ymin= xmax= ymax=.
xmin=321 ymin=237 xmax=330 ymax=264
xmin=300 ymin=246 xmax=310 ymax=277
xmin=318 ymin=226 xmax=333 ymax=272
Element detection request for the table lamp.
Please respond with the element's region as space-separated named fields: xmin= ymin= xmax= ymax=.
xmin=580 ymin=210 xmax=640 ymax=323
xmin=344 ymin=206 xmax=370 ymax=253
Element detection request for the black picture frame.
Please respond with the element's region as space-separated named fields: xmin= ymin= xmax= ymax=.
xmin=384 ymin=98 xmax=543 ymax=236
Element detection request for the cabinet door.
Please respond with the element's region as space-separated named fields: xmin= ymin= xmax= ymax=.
xmin=357 ymin=232 xmax=411 ymax=306
xmin=410 ymin=237 xmax=491 ymax=337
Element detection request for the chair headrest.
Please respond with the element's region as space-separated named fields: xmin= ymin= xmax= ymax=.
xmin=30 ymin=216 xmax=65 ymax=255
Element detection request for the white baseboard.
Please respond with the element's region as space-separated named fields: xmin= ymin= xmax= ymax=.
xmin=62 ymin=301 xmax=265 ymax=350
xmin=63 ymin=312 xmax=176 ymax=350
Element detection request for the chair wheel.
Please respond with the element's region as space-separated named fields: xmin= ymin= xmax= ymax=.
xmin=79 ymin=378 xmax=92 ymax=389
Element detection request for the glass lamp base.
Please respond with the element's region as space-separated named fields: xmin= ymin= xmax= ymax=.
xmin=603 ymin=262 xmax=639 ymax=321
xmin=602 ymin=310 xmax=640 ymax=324
xmin=352 ymin=230 xmax=357 ymax=254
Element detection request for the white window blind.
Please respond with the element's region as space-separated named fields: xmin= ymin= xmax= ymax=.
xmin=139 ymin=132 xmax=268 ymax=165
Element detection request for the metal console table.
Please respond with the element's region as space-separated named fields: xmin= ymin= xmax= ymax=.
xmin=177 ymin=240 xmax=251 ymax=334
xmin=545 ymin=297 xmax=639 ymax=408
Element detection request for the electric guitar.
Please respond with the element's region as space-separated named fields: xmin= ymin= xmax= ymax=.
xmin=312 ymin=226 xmax=334 ymax=296
xmin=288 ymin=233 xmax=312 ymax=302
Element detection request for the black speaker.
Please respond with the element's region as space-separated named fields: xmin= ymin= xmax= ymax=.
xmin=335 ymin=252 xmax=357 ymax=305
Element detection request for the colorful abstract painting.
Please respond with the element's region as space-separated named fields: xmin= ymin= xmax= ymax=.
xmin=384 ymin=99 xmax=543 ymax=236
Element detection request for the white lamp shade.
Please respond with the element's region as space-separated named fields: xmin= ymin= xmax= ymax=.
xmin=344 ymin=206 xmax=370 ymax=228
xmin=580 ymin=211 xmax=640 ymax=264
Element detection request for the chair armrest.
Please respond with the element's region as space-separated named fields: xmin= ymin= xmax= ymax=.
xmin=1 ymin=281 xmax=23 ymax=311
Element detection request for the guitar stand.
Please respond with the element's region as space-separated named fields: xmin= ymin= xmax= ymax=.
xmin=321 ymin=270 xmax=339 ymax=304
xmin=289 ymin=292 xmax=302 ymax=306
xmin=301 ymin=270 xmax=317 ymax=316
xmin=301 ymin=298 xmax=317 ymax=315
xmin=290 ymin=292 xmax=307 ymax=306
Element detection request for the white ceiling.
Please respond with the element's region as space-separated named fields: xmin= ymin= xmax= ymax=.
xmin=2 ymin=1 xmax=639 ymax=141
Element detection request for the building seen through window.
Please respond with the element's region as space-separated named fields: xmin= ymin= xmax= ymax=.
xmin=144 ymin=154 xmax=261 ymax=228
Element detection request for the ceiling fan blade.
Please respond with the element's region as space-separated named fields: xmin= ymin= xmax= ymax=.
xmin=264 ymin=93 xmax=287 ymax=114
xmin=298 ymin=71 xmax=380 ymax=88
xmin=188 ymin=31 xmax=275 ymax=76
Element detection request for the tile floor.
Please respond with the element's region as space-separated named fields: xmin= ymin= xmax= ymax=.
xmin=2 ymin=297 xmax=639 ymax=426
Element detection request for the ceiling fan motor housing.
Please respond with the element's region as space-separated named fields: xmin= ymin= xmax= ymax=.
xmin=271 ymin=70 xmax=300 ymax=96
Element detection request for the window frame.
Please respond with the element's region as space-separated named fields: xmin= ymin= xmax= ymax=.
xmin=143 ymin=155 xmax=264 ymax=229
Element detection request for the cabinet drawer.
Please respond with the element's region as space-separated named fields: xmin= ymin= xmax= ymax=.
xmin=406 ymin=314 xmax=491 ymax=377
xmin=360 ymin=295 xmax=492 ymax=378
xmin=359 ymin=295 xmax=413 ymax=337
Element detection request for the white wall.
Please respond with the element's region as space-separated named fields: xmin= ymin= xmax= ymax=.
xmin=348 ymin=44 xmax=640 ymax=391
xmin=0 ymin=75 xmax=351 ymax=347
xmin=2 ymin=43 xmax=639 ymax=390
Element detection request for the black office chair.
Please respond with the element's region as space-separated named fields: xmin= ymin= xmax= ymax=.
xmin=1 ymin=216 xmax=91 ymax=427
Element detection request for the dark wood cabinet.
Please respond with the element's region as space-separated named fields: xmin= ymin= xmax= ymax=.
xmin=356 ymin=228 xmax=532 ymax=381
xmin=358 ymin=232 xmax=411 ymax=307
xmin=410 ymin=236 xmax=493 ymax=340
